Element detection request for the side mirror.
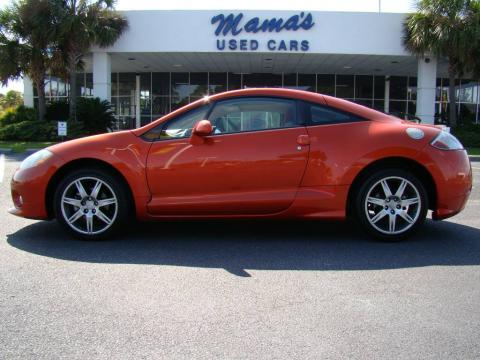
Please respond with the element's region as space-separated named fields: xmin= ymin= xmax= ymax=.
xmin=192 ymin=120 xmax=213 ymax=136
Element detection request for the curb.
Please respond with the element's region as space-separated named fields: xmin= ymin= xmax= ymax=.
xmin=0 ymin=148 xmax=12 ymax=154
xmin=469 ymin=156 xmax=480 ymax=162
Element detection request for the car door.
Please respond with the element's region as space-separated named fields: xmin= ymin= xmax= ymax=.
xmin=145 ymin=97 xmax=310 ymax=215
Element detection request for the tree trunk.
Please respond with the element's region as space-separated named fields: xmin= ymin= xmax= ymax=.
xmin=35 ymin=81 xmax=46 ymax=121
xmin=448 ymin=69 xmax=457 ymax=128
xmin=68 ymin=57 xmax=77 ymax=122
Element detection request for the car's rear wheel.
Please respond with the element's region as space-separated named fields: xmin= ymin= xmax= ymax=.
xmin=355 ymin=169 xmax=428 ymax=241
xmin=54 ymin=168 xmax=129 ymax=240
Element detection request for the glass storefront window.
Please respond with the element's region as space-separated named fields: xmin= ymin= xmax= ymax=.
xmin=35 ymin=70 xmax=480 ymax=129
xmin=317 ymin=74 xmax=335 ymax=96
xmin=336 ymin=75 xmax=354 ymax=99
xmin=118 ymin=73 xmax=136 ymax=96
xmin=436 ymin=78 xmax=442 ymax=102
xmin=111 ymin=73 xmax=118 ymax=96
xmin=44 ymin=80 xmax=51 ymax=97
xmin=190 ymin=96 xmax=205 ymax=104
xmin=140 ymin=95 xmax=151 ymax=117
xmin=85 ymin=73 xmax=93 ymax=96
xmin=228 ymin=73 xmax=241 ymax=90
xmin=438 ymin=78 xmax=449 ymax=104
xmin=243 ymin=73 xmax=282 ymax=88
xmin=389 ymin=100 xmax=406 ymax=115
xmin=171 ymin=95 xmax=190 ymax=111
xmin=152 ymin=73 xmax=170 ymax=96
xmin=408 ymin=77 xmax=417 ymax=101
xmin=58 ymin=78 xmax=67 ymax=97
xmin=141 ymin=116 xmax=151 ymax=127
xmin=49 ymin=78 xmax=57 ymax=97
xmin=75 ymin=73 xmax=84 ymax=97
xmin=140 ymin=73 xmax=151 ymax=93
xmin=373 ymin=75 xmax=385 ymax=100
xmin=209 ymin=72 xmax=227 ymax=94
xmin=140 ymin=73 xmax=151 ymax=117
xmin=118 ymin=97 xmax=135 ymax=116
xmin=355 ymin=75 xmax=373 ymax=99
xmin=354 ymin=99 xmax=373 ymax=107
xmin=152 ymin=96 xmax=170 ymax=117
xmin=298 ymin=74 xmax=315 ymax=92
xmin=389 ymin=76 xmax=407 ymax=100
xmin=283 ymin=73 xmax=297 ymax=88
xmin=171 ymin=72 xmax=192 ymax=103
xmin=190 ymin=72 xmax=208 ymax=97
xmin=407 ymin=101 xmax=416 ymax=116
xmin=373 ymin=100 xmax=384 ymax=112
xmin=459 ymin=80 xmax=477 ymax=103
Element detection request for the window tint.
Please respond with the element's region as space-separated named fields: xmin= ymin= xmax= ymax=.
xmin=309 ymin=104 xmax=363 ymax=125
xmin=142 ymin=105 xmax=209 ymax=141
xmin=208 ymin=98 xmax=298 ymax=135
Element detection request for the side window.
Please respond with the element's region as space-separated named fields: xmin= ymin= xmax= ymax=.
xmin=208 ymin=98 xmax=298 ymax=135
xmin=309 ymin=104 xmax=364 ymax=125
xmin=142 ymin=105 xmax=210 ymax=141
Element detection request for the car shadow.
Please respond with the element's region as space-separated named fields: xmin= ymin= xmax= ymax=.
xmin=6 ymin=219 xmax=480 ymax=277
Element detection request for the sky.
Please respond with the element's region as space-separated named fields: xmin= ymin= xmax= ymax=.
xmin=0 ymin=0 xmax=416 ymax=94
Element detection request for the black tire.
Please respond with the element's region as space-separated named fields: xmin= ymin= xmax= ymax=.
xmin=53 ymin=167 xmax=130 ymax=240
xmin=354 ymin=169 xmax=428 ymax=241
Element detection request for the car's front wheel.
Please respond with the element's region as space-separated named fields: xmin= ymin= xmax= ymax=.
xmin=54 ymin=168 xmax=129 ymax=240
xmin=355 ymin=169 xmax=428 ymax=241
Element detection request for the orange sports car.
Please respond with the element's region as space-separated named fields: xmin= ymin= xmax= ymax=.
xmin=9 ymin=88 xmax=472 ymax=241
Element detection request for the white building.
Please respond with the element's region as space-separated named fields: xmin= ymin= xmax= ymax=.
xmin=23 ymin=10 xmax=480 ymax=127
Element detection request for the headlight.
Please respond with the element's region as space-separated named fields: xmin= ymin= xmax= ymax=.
xmin=19 ymin=149 xmax=53 ymax=170
xmin=430 ymin=131 xmax=464 ymax=151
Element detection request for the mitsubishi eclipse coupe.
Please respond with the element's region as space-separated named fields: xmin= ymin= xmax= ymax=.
xmin=10 ymin=88 xmax=472 ymax=241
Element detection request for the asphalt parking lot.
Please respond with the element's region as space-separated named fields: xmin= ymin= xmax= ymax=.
xmin=0 ymin=153 xmax=479 ymax=359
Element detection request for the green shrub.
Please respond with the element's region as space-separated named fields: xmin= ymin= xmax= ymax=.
xmin=453 ymin=123 xmax=480 ymax=148
xmin=0 ymin=105 xmax=37 ymax=126
xmin=0 ymin=98 xmax=115 ymax=141
xmin=63 ymin=120 xmax=89 ymax=139
xmin=0 ymin=120 xmax=57 ymax=141
xmin=76 ymin=97 xmax=115 ymax=135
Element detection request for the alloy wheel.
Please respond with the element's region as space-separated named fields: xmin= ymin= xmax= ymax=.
xmin=364 ymin=176 xmax=421 ymax=235
xmin=60 ymin=177 xmax=118 ymax=235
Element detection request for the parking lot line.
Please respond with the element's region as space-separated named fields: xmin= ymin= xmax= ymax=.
xmin=0 ymin=154 xmax=4 ymax=183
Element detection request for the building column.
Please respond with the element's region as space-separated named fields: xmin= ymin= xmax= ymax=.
xmin=135 ymin=74 xmax=141 ymax=128
xmin=92 ymin=52 xmax=111 ymax=102
xmin=416 ymin=57 xmax=437 ymax=124
xmin=384 ymin=76 xmax=390 ymax=114
xmin=23 ymin=76 xmax=34 ymax=108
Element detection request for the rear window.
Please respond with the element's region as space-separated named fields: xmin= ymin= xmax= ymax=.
xmin=307 ymin=103 xmax=365 ymax=125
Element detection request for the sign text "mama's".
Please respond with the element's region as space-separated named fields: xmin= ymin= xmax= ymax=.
xmin=211 ymin=12 xmax=315 ymax=36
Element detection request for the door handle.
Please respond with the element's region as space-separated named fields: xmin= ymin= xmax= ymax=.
xmin=297 ymin=135 xmax=310 ymax=146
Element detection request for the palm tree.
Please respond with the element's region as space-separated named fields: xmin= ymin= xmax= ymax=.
xmin=403 ymin=0 xmax=480 ymax=127
xmin=465 ymin=1 xmax=480 ymax=82
xmin=51 ymin=0 xmax=128 ymax=121
xmin=0 ymin=0 xmax=55 ymax=121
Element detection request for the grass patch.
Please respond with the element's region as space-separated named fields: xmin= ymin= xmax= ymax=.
xmin=0 ymin=141 xmax=57 ymax=153
xmin=467 ymin=147 xmax=480 ymax=156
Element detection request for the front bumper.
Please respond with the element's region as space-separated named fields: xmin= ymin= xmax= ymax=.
xmin=9 ymin=153 xmax=63 ymax=220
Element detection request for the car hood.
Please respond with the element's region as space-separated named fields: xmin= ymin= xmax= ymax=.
xmin=47 ymin=130 xmax=141 ymax=160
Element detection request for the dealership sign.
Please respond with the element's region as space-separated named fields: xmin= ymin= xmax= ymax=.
xmin=211 ymin=12 xmax=314 ymax=52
